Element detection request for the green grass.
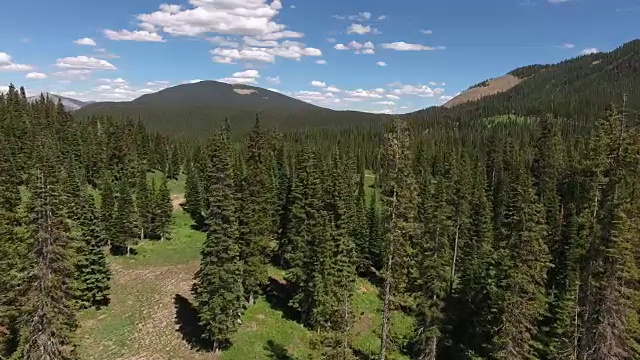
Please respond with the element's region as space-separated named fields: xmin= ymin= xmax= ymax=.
xmin=77 ymin=179 xmax=414 ymax=360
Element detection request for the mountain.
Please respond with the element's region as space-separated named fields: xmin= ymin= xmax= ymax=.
xmin=77 ymin=81 xmax=384 ymax=135
xmin=28 ymin=92 xmax=90 ymax=111
xmin=407 ymin=39 xmax=640 ymax=125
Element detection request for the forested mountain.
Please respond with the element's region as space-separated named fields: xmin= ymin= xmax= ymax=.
xmin=409 ymin=39 xmax=640 ymax=127
xmin=77 ymin=81 xmax=384 ymax=135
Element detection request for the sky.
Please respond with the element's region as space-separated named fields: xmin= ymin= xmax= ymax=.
xmin=0 ymin=0 xmax=639 ymax=114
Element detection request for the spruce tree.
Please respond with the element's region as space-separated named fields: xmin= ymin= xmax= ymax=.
xmin=366 ymin=189 xmax=382 ymax=272
xmin=154 ymin=176 xmax=172 ymax=241
xmin=491 ymin=150 xmax=550 ymax=360
xmin=75 ymin=190 xmax=111 ymax=309
xmin=113 ymin=177 xmax=137 ymax=255
xmin=15 ymin=136 xmax=78 ymax=360
xmin=238 ymin=115 xmax=273 ymax=305
xmin=379 ymin=118 xmax=419 ymax=360
xmin=184 ymin=158 xmax=205 ymax=229
xmin=134 ymin=166 xmax=152 ymax=241
xmin=99 ymin=173 xmax=117 ymax=248
xmin=193 ymin=129 xmax=244 ymax=353
xmin=352 ymin=169 xmax=370 ymax=274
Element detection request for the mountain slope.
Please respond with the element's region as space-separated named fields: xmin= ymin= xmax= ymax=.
xmin=408 ymin=39 xmax=640 ymax=125
xmin=28 ymin=92 xmax=90 ymax=111
xmin=443 ymin=74 xmax=523 ymax=108
xmin=78 ymin=81 xmax=384 ymax=135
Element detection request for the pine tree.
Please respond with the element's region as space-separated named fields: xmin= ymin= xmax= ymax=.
xmin=15 ymin=136 xmax=78 ymax=360
xmin=184 ymin=157 xmax=205 ymax=229
xmin=75 ymin=190 xmax=111 ymax=309
xmin=134 ymin=166 xmax=152 ymax=241
xmin=367 ymin=189 xmax=383 ymax=272
xmin=0 ymin=138 xmax=24 ymax=357
xmin=113 ymin=177 xmax=137 ymax=255
xmin=379 ymin=118 xmax=419 ymax=360
xmin=99 ymin=173 xmax=117 ymax=249
xmin=238 ymin=115 xmax=274 ymax=305
xmin=352 ymin=169 xmax=370 ymax=274
xmin=154 ymin=176 xmax=172 ymax=241
xmin=491 ymin=150 xmax=550 ymax=360
xmin=193 ymin=129 xmax=244 ymax=353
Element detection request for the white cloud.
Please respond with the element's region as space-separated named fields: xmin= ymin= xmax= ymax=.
xmin=55 ymin=56 xmax=116 ymax=70
xmin=74 ymin=37 xmax=97 ymax=46
xmin=159 ymin=4 xmax=182 ymax=13
xmin=376 ymin=61 xmax=387 ymax=67
xmin=294 ymin=90 xmax=339 ymax=103
xmin=440 ymin=95 xmax=454 ymax=101
xmin=381 ymin=42 xmax=443 ymax=51
xmin=420 ymin=29 xmax=433 ymax=35
xmin=327 ymin=37 xmax=337 ymax=43
xmin=219 ymin=69 xmax=260 ymax=84
xmin=208 ymin=36 xmax=241 ymax=47
xmin=580 ymin=47 xmax=599 ymax=55
xmin=548 ymin=0 xmax=570 ymax=3
xmin=104 ymin=29 xmax=166 ymax=42
xmin=53 ymin=69 xmax=93 ymax=80
xmin=386 ymin=94 xmax=400 ymax=100
xmin=93 ymin=48 xmax=120 ymax=59
xmin=0 ymin=86 xmax=8 ymax=93
xmin=290 ymin=4 xmax=296 ymax=8
xmin=0 ymin=52 xmax=34 ymax=72
xmin=243 ymin=37 xmax=279 ymax=47
xmin=334 ymin=44 xmax=348 ymax=50
xmin=311 ymin=80 xmax=326 ymax=88
xmin=344 ymin=88 xmax=384 ymax=99
xmin=98 ymin=78 xmax=127 ymax=84
xmin=361 ymin=49 xmax=375 ymax=55
xmin=135 ymin=1 xmax=300 ymax=40
xmin=336 ymin=41 xmax=375 ymax=54
xmin=391 ymin=83 xmax=445 ymax=97
xmin=316 ymin=59 xmax=327 ymax=65
xmin=348 ymin=24 xmax=372 ymax=35
xmin=559 ymin=43 xmax=575 ymax=49
xmin=349 ymin=12 xmax=371 ymax=21
xmin=325 ymin=86 xmax=341 ymax=92
xmin=212 ymin=47 xmax=275 ymax=63
xmin=266 ymin=76 xmax=280 ymax=84
xmin=26 ymin=72 xmax=47 ymax=79
xmin=378 ymin=15 xmax=387 ymax=20
xmin=375 ymin=101 xmax=396 ymax=106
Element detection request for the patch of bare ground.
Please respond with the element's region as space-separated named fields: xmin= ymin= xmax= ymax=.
xmin=171 ymin=194 xmax=185 ymax=211
xmin=78 ymin=260 xmax=212 ymax=360
xmin=443 ymin=74 xmax=523 ymax=108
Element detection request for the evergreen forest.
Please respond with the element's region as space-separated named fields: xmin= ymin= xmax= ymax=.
xmin=2 ymin=40 xmax=640 ymax=360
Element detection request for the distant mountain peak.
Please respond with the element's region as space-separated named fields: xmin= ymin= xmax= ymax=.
xmin=27 ymin=92 xmax=90 ymax=111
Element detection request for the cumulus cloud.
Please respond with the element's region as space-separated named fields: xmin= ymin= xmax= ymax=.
xmin=548 ymin=0 xmax=570 ymax=3
xmin=344 ymin=88 xmax=384 ymax=99
xmin=347 ymin=24 xmax=373 ymax=35
xmin=349 ymin=12 xmax=371 ymax=21
xmin=104 ymin=29 xmax=166 ymax=42
xmin=212 ymin=40 xmax=322 ymax=63
xmin=386 ymin=94 xmax=400 ymax=100
xmin=390 ymin=83 xmax=445 ymax=97
xmin=212 ymin=47 xmax=275 ymax=63
xmin=381 ymin=42 xmax=444 ymax=51
xmin=55 ymin=56 xmax=117 ymax=70
xmin=0 ymin=52 xmax=34 ymax=72
xmin=334 ymin=44 xmax=349 ymax=50
xmin=316 ymin=59 xmax=327 ymax=65
xmin=378 ymin=15 xmax=387 ymax=20
xmin=134 ymin=0 xmax=302 ymax=41
xmin=219 ymin=69 xmax=260 ymax=84
xmin=335 ymin=41 xmax=375 ymax=54
xmin=26 ymin=72 xmax=47 ymax=79
xmin=74 ymin=37 xmax=97 ymax=46
xmin=266 ymin=76 xmax=280 ymax=84
xmin=311 ymin=80 xmax=326 ymax=88
xmin=325 ymin=86 xmax=341 ymax=92
xmin=53 ymin=69 xmax=93 ymax=80
xmin=580 ymin=47 xmax=599 ymax=55
xmin=376 ymin=61 xmax=387 ymax=67
xmin=208 ymin=36 xmax=241 ymax=47
xmin=98 ymin=78 xmax=127 ymax=84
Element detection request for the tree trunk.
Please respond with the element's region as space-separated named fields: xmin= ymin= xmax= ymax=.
xmin=449 ymin=223 xmax=460 ymax=294
xmin=249 ymin=292 xmax=254 ymax=306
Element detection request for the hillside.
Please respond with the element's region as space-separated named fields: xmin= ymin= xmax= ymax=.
xmin=27 ymin=92 xmax=90 ymax=111
xmin=77 ymin=81 xmax=384 ymax=135
xmin=442 ymin=74 xmax=523 ymax=108
xmin=413 ymin=39 xmax=640 ymax=125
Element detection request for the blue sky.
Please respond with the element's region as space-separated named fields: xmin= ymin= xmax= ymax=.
xmin=0 ymin=0 xmax=638 ymax=113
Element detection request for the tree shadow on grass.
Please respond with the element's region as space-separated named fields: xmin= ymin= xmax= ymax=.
xmin=173 ymin=294 xmax=213 ymax=351
xmin=263 ymin=277 xmax=300 ymax=323
xmin=265 ymin=340 xmax=296 ymax=360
